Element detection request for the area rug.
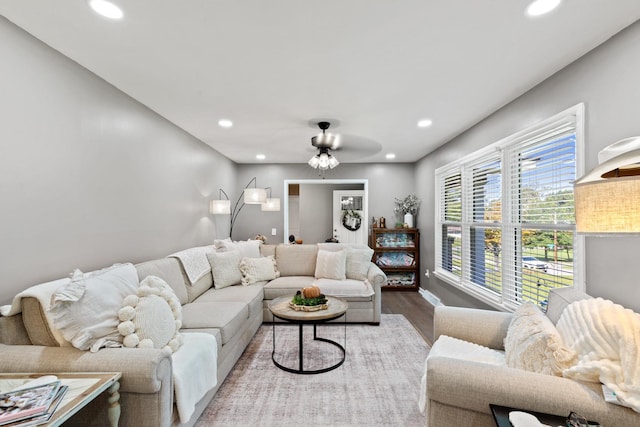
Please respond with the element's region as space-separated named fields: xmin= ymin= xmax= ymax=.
xmin=196 ymin=314 xmax=430 ymax=426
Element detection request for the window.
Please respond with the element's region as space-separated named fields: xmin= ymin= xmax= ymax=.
xmin=435 ymin=104 xmax=584 ymax=311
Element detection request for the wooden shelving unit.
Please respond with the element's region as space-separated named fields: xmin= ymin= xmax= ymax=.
xmin=370 ymin=228 xmax=420 ymax=291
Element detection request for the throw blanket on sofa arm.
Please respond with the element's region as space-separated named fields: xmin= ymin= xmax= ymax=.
xmin=556 ymin=297 xmax=640 ymax=413
xmin=168 ymin=246 xmax=215 ymax=285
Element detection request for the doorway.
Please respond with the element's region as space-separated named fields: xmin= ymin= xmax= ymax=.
xmin=284 ymin=179 xmax=368 ymax=244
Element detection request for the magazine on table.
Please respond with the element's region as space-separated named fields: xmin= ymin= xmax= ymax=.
xmin=0 ymin=379 xmax=63 ymax=426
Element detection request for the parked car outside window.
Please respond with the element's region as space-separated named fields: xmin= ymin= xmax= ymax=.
xmin=522 ymin=256 xmax=549 ymax=272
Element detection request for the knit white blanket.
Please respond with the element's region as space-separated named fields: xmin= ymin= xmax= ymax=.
xmin=168 ymin=246 xmax=214 ymax=285
xmin=172 ymin=332 xmax=218 ymax=423
xmin=556 ymin=298 xmax=640 ymax=413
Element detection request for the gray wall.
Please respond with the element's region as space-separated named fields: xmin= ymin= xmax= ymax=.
xmin=234 ymin=164 xmax=415 ymax=244
xmin=416 ymin=21 xmax=640 ymax=312
xmin=0 ymin=17 xmax=236 ymax=305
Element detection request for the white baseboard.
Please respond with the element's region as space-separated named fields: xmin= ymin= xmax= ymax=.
xmin=419 ymin=288 xmax=444 ymax=307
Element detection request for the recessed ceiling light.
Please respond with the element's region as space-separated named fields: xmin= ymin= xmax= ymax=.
xmin=218 ymin=119 xmax=233 ymax=128
xmin=256 ymin=154 xmax=266 ymax=160
xmin=526 ymin=0 xmax=561 ymax=17
xmin=88 ymin=0 xmax=123 ymax=20
xmin=386 ymin=153 xmax=396 ymax=160
xmin=417 ymin=119 xmax=433 ymax=128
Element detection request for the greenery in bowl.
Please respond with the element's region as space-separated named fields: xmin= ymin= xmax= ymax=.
xmin=292 ymin=291 xmax=327 ymax=306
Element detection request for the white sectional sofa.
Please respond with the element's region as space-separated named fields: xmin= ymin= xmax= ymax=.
xmin=0 ymin=242 xmax=385 ymax=427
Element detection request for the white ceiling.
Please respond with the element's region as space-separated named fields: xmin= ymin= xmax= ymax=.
xmin=1 ymin=1 xmax=639 ymax=164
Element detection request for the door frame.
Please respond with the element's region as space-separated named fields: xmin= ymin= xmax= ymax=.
xmin=283 ymin=178 xmax=369 ymax=243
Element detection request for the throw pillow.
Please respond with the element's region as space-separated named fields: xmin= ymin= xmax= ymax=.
xmin=48 ymin=263 xmax=139 ymax=352
xmin=239 ymin=256 xmax=280 ymax=285
xmin=345 ymin=246 xmax=374 ymax=280
xmin=504 ymin=302 xmax=576 ymax=376
xmin=315 ymin=250 xmax=347 ymax=280
xmin=207 ymin=250 xmax=242 ymax=289
xmin=118 ymin=275 xmax=183 ymax=354
xmin=214 ymin=239 xmax=261 ymax=259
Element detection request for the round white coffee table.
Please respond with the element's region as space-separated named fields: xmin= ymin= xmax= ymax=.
xmin=268 ymin=295 xmax=348 ymax=374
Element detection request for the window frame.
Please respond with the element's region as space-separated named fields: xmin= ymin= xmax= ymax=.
xmin=434 ymin=104 xmax=585 ymax=311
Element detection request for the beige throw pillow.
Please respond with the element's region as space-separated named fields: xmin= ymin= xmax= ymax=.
xmin=118 ymin=276 xmax=183 ymax=354
xmin=315 ymin=250 xmax=347 ymax=280
xmin=207 ymin=250 xmax=242 ymax=289
xmin=239 ymin=256 xmax=280 ymax=285
xmin=345 ymin=247 xmax=374 ymax=280
xmin=504 ymin=302 xmax=576 ymax=376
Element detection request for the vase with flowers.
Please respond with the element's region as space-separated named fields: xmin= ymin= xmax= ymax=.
xmin=393 ymin=193 xmax=420 ymax=228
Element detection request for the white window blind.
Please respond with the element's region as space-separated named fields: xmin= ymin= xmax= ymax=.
xmin=435 ymin=104 xmax=584 ymax=311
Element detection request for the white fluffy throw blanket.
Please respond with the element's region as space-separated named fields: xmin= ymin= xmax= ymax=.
xmin=556 ymin=298 xmax=640 ymax=413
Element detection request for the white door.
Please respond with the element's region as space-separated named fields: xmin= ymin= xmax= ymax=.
xmin=333 ymin=190 xmax=367 ymax=244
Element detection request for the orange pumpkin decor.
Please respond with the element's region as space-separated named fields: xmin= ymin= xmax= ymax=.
xmin=302 ymin=286 xmax=321 ymax=299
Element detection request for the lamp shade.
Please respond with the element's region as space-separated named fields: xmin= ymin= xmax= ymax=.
xmin=210 ymin=199 xmax=231 ymax=214
xmin=574 ymin=137 xmax=640 ymax=234
xmin=243 ymin=187 xmax=267 ymax=204
xmin=261 ymin=198 xmax=281 ymax=211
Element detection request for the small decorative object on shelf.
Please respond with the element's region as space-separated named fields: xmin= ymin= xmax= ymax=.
xmin=393 ymin=193 xmax=420 ymax=228
xmin=370 ymin=228 xmax=420 ymax=291
xmin=289 ymin=287 xmax=329 ymax=311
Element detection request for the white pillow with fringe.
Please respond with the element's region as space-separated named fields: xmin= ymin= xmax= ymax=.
xmin=49 ymin=263 xmax=139 ymax=352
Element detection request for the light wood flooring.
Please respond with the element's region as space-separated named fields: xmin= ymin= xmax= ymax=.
xmin=381 ymin=290 xmax=435 ymax=345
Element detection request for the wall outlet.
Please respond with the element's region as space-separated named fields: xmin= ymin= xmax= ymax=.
xmin=271 ymin=228 xmax=277 ymax=236
xmin=424 ymin=269 xmax=430 ymax=278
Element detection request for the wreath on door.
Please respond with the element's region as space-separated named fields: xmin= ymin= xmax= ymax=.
xmin=342 ymin=210 xmax=362 ymax=231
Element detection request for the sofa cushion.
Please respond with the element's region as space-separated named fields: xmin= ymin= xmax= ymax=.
xmin=504 ymin=302 xmax=576 ymax=376
xmin=263 ymin=276 xmax=316 ymax=299
xmin=215 ymin=239 xmax=261 ymax=258
xmin=195 ymin=284 xmax=265 ymax=319
xmin=49 ymin=263 xmax=140 ymax=352
xmin=239 ymin=256 xmax=279 ymax=285
xmin=135 ymin=258 xmax=189 ymax=305
xmin=315 ymin=250 xmax=347 ymax=280
xmin=260 ymin=244 xmax=276 ymax=257
xmin=181 ymin=302 xmax=248 ymax=345
xmin=546 ymin=287 xmax=591 ymax=325
xmin=207 ymin=251 xmax=242 ymax=289
xmin=275 ymin=244 xmax=318 ymax=276
xmin=314 ymin=278 xmax=375 ymax=298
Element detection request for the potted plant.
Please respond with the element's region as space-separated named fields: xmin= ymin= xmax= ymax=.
xmin=393 ymin=193 xmax=420 ymax=228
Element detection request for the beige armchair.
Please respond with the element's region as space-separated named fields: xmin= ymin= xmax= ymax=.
xmin=424 ymin=287 xmax=640 ymax=427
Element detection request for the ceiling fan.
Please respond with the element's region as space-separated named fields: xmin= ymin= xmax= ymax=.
xmin=308 ymin=121 xmax=340 ymax=170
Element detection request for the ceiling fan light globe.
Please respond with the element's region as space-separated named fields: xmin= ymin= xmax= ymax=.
xmin=308 ymin=155 xmax=320 ymax=168
xmin=328 ymin=155 xmax=339 ymax=169
xmin=318 ymin=153 xmax=330 ymax=169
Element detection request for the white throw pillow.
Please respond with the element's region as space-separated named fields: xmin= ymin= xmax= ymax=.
xmin=504 ymin=302 xmax=576 ymax=376
xmin=315 ymin=250 xmax=347 ymax=280
xmin=118 ymin=276 xmax=183 ymax=354
xmin=207 ymin=250 xmax=242 ymax=289
xmin=214 ymin=239 xmax=261 ymax=259
xmin=345 ymin=246 xmax=374 ymax=280
xmin=49 ymin=263 xmax=139 ymax=352
xmin=239 ymin=256 xmax=280 ymax=285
